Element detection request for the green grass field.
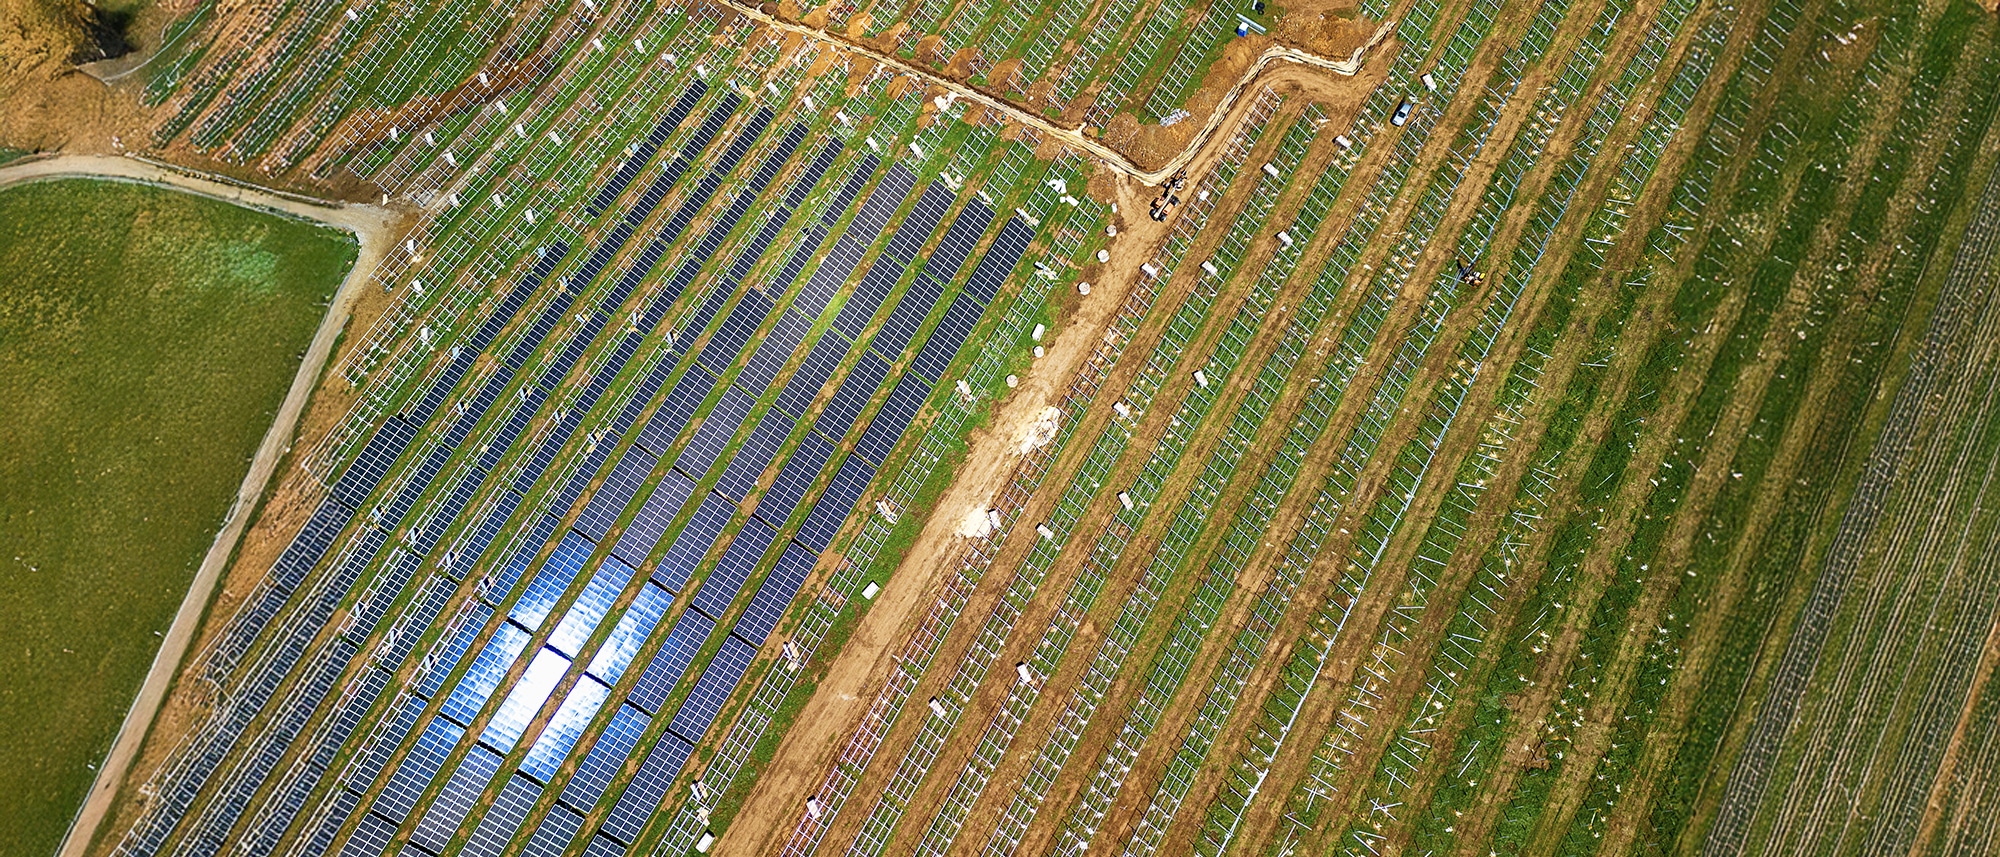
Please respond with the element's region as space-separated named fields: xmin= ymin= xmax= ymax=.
xmin=0 ymin=178 xmax=354 ymax=857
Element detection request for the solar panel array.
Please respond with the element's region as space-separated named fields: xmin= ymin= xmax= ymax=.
xmin=114 ymin=45 xmax=1053 ymax=857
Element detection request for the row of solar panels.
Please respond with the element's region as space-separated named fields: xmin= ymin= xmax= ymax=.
xmin=120 ymin=82 xmax=752 ymax=857
xmin=339 ymin=149 xmax=1031 ymax=857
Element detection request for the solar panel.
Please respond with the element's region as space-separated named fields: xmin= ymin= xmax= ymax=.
xmin=909 ymin=293 xmax=985 ymax=382
xmin=832 ymin=260 xmax=903 ymax=340
xmin=789 ymin=164 xmax=918 ymax=321
xmin=697 ymin=288 xmax=772 ymax=377
xmin=586 ymin=581 xmax=672 ymax=684
xmin=351 ymin=699 xmax=421 ymax=786
xmin=755 ymin=430 xmax=836 ymax=528
xmin=870 ymin=272 xmax=946 ymax=359
xmin=795 ymin=457 xmax=877 ymax=552
xmin=668 ymin=635 xmax=759 ymax=743
xmin=519 ymin=805 xmax=585 ymax=857
xmin=637 ymin=365 xmax=717 ymax=456
xmin=547 ymin=556 xmax=635 ymax=657
xmin=816 ymin=351 xmax=892 ymax=440
xmin=676 ymin=385 xmax=756 ymax=480
xmin=965 ymin=217 xmax=1035 ymax=305
xmin=853 ymin=374 xmax=933 ymax=465
xmin=416 ymin=601 xmax=494 ymax=700
xmin=510 ymin=531 xmax=594 ymax=630
xmin=681 ymin=283 xmax=739 ymax=362
xmin=588 ymin=82 xmax=706 ymax=216
xmin=692 ymin=517 xmax=778 ymax=621
xmin=883 ymin=182 xmax=957 ymax=263
xmin=337 ymin=811 xmax=398 ymax=857
xmin=654 ymin=492 xmax=734 ymax=593
xmin=375 ymin=717 xmax=463 ymax=821
xmin=923 ymin=198 xmax=996 ymax=280
xmin=626 ymin=608 xmax=715 ymax=715
xmin=440 ymin=623 xmax=531 ymax=727
xmin=715 ymin=408 xmax=794 ymax=502
xmin=775 ymin=330 xmax=853 ymax=419
xmin=739 ymin=307 xmax=813 ymax=392
xmin=600 ymin=734 xmax=695 ymax=844
xmin=459 ymin=775 xmax=542 ymax=857
xmin=733 ymin=542 xmax=819 ymax=644
xmin=611 ymin=471 xmax=696 ymax=570
xmin=582 ymin=834 xmax=629 ymax=857
xmin=481 ymin=647 xmax=570 ymax=752
xmin=561 ymin=703 xmax=650 ymax=812
xmin=521 ymin=675 xmax=610 ymax=783
xmin=410 ymin=745 xmax=502 ymax=853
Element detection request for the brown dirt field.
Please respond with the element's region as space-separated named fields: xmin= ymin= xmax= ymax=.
xmin=1071 ymin=0 xmax=1584 ymax=844
xmin=1271 ymin=0 xmax=1372 ymax=57
xmin=867 ymin=108 xmax=1359 ymax=857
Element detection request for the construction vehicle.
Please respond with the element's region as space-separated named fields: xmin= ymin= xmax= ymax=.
xmin=1456 ymin=257 xmax=1485 ymax=287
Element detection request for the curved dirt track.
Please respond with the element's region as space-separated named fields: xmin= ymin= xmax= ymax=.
xmin=0 ymin=153 xmax=402 ymax=857
xmin=712 ymin=0 xmax=1392 ymax=184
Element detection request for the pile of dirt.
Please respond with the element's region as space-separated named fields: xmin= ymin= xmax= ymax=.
xmin=0 ymin=0 xmax=148 ymax=153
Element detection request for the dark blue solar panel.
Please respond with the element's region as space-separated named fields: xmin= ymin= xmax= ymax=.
xmin=561 ymin=704 xmax=649 ymax=812
xmin=410 ymin=745 xmax=502 ymax=853
xmin=582 ymin=834 xmax=629 ymax=857
xmin=338 ymin=811 xmax=398 ymax=857
xmin=795 ymin=458 xmax=877 ymax=552
xmin=521 ymin=675 xmax=609 ymax=783
xmin=440 ymin=623 xmax=531 ymax=726
xmin=520 ymin=805 xmax=585 ymax=857
xmin=681 ymin=280 xmax=739 ymax=346
xmin=637 ymin=365 xmax=717 ymax=456
xmin=548 ymin=556 xmax=635 ymax=657
xmin=965 ymin=217 xmax=1035 ymax=305
xmin=675 ymin=385 xmax=756 ymax=480
xmin=883 ymin=181 xmax=956 ymax=263
xmin=668 ymin=635 xmax=759 ymax=743
xmin=870 ymin=273 xmax=946 ymax=359
xmin=611 ymin=471 xmax=697 ymax=570
xmin=586 ymin=581 xmax=672 ymax=683
xmin=789 ymin=164 xmax=917 ymax=321
xmin=816 ymin=351 xmax=892 ymax=440
xmin=626 ymin=609 xmax=715 ymax=715
xmin=738 ymin=306 xmax=812 ymax=392
xmin=511 ymin=530 xmax=594 ymax=630
xmin=417 ymin=601 xmax=493 ymax=699
xmin=755 ymin=431 xmax=835 ymax=528
xmin=910 ymin=293 xmax=985 ymax=382
xmin=733 ymin=542 xmax=819 ymax=644
xmin=715 ymin=408 xmax=794 ymax=501
xmin=352 ymin=699 xmax=421 ymax=786
xmin=589 ymin=82 xmax=707 ymax=216
xmin=600 ymin=734 xmax=694 ymax=844
xmin=853 ymin=374 xmax=933 ymax=465
xmin=573 ymin=448 xmax=657 ymax=541
xmin=460 ymin=775 xmax=541 ymax=857
xmin=774 ymin=328 xmax=852 ymax=419
xmin=696 ymin=288 xmax=772 ymax=377
xmin=922 ymin=197 xmax=995 ymax=281
xmin=832 ymin=260 xmax=902 ymax=340
xmin=691 ymin=517 xmax=777 ymax=620
xmin=375 ymin=717 xmax=463 ymax=821
xmin=653 ymin=492 xmax=734 ymax=593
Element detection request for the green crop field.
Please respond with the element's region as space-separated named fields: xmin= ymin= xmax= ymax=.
xmin=0 ymin=179 xmax=354 ymax=857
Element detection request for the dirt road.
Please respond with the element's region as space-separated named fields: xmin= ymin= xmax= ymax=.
xmin=0 ymin=153 xmax=403 ymax=857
